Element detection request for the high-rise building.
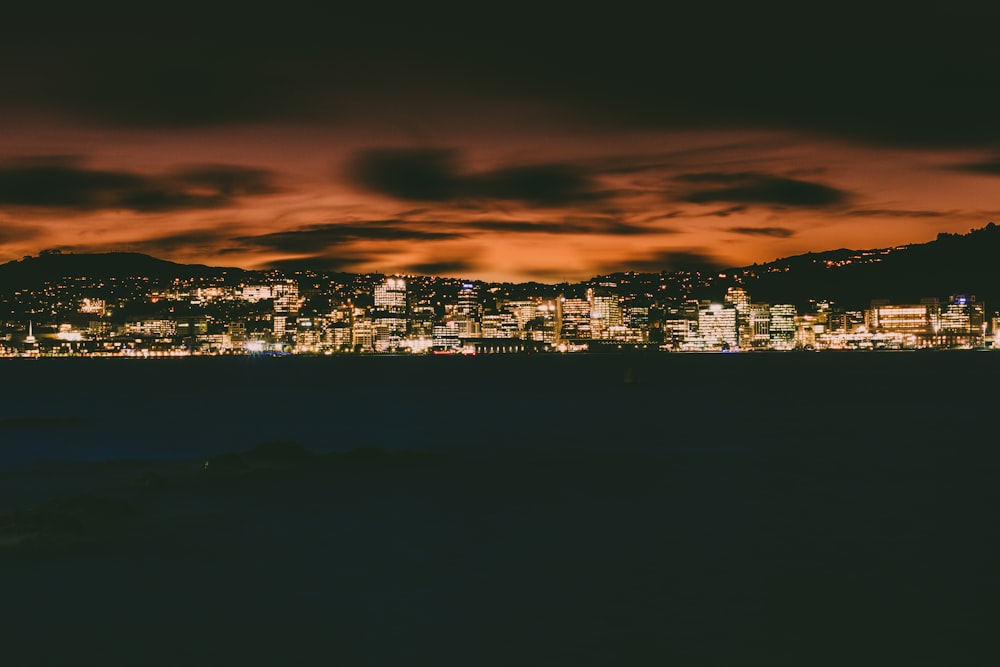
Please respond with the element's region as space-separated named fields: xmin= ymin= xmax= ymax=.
xmin=559 ymin=297 xmax=591 ymax=340
xmin=589 ymin=287 xmax=622 ymax=340
xmin=698 ymin=303 xmax=737 ymax=349
xmin=456 ymin=283 xmax=482 ymax=321
xmin=273 ymin=280 xmax=300 ymax=314
xmin=769 ymin=304 xmax=797 ymax=350
xmin=372 ymin=277 xmax=408 ymax=351
xmin=749 ymin=303 xmax=771 ymax=349
xmin=374 ymin=277 xmax=407 ymax=315
xmin=725 ymin=286 xmax=753 ymax=349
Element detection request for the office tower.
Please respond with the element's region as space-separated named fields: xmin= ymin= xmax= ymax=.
xmin=456 ymin=283 xmax=482 ymax=320
xmin=769 ymin=304 xmax=796 ymax=350
xmin=749 ymin=303 xmax=771 ymax=349
xmin=724 ymin=286 xmax=753 ymax=349
xmin=698 ymin=303 xmax=738 ymax=349
xmin=273 ymin=280 xmax=300 ymax=314
xmin=374 ymin=277 xmax=407 ymax=315
xmin=559 ymin=297 xmax=592 ymax=340
xmin=589 ymin=287 xmax=622 ymax=340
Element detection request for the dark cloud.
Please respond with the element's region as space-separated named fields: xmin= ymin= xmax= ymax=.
xmin=348 ymin=149 xmax=603 ymax=207
xmin=642 ymin=211 xmax=686 ymax=222
xmin=170 ymin=165 xmax=279 ymax=197
xmin=3 ymin=8 xmax=1000 ymax=145
xmin=952 ymin=159 xmax=1000 ymax=176
xmin=0 ymin=158 xmax=281 ymax=212
xmin=710 ymin=206 xmax=749 ymax=218
xmin=0 ymin=221 xmax=43 ymax=244
xmin=120 ymin=229 xmax=235 ymax=255
xmin=846 ymin=209 xmax=953 ymax=218
xmin=676 ymin=172 xmax=848 ymax=208
xmin=463 ymin=217 xmax=669 ymax=236
xmin=406 ymin=260 xmax=478 ymax=277
xmin=727 ymin=227 xmax=796 ymax=238
xmin=395 ymin=208 xmax=433 ymax=218
xmin=236 ymin=221 xmax=464 ymax=254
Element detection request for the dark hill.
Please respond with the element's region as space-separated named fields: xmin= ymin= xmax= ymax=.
xmin=734 ymin=222 xmax=1000 ymax=310
xmin=0 ymin=252 xmax=246 ymax=289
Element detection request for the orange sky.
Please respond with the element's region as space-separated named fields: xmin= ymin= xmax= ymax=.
xmin=2 ymin=7 xmax=999 ymax=282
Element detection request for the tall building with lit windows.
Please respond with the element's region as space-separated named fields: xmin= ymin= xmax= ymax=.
xmin=374 ymin=277 xmax=407 ymax=315
xmin=273 ymin=280 xmax=300 ymax=314
xmin=697 ymin=303 xmax=737 ymax=349
xmin=559 ymin=297 xmax=591 ymax=339
xmin=589 ymin=286 xmax=622 ymax=340
xmin=749 ymin=303 xmax=771 ymax=349
xmin=937 ymin=294 xmax=986 ymax=347
xmin=769 ymin=304 xmax=797 ymax=350
xmin=456 ymin=283 xmax=482 ymax=320
xmin=940 ymin=295 xmax=984 ymax=333
xmin=725 ymin=286 xmax=752 ymax=348
xmin=372 ymin=277 xmax=408 ymax=351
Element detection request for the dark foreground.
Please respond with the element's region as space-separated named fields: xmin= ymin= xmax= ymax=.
xmin=1 ymin=353 xmax=998 ymax=665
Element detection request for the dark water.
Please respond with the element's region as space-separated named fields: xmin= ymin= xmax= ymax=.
xmin=1 ymin=354 xmax=997 ymax=665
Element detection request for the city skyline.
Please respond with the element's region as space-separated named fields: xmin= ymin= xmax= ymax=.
xmin=3 ymin=8 xmax=1000 ymax=282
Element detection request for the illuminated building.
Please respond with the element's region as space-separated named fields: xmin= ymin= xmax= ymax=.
xmin=663 ymin=317 xmax=694 ymax=350
xmin=556 ymin=297 xmax=591 ymax=340
xmin=795 ymin=315 xmax=817 ymax=349
xmin=589 ymin=287 xmax=622 ymax=340
xmin=123 ymin=319 xmax=177 ymax=337
xmin=294 ymin=318 xmax=322 ymax=353
xmin=433 ymin=322 xmax=461 ymax=349
xmin=482 ymin=312 xmax=517 ymax=338
xmin=22 ymin=321 xmax=39 ymax=356
xmin=769 ymin=304 xmax=796 ymax=350
xmin=940 ymin=295 xmax=984 ymax=333
xmin=273 ymin=314 xmax=287 ymax=338
xmin=697 ymin=303 xmax=737 ymax=349
xmin=374 ymin=316 xmax=407 ymax=352
xmin=273 ymin=280 xmax=300 ymax=314
xmin=869 ymin=303 xmax=934 ymax=334
xmin=176 ymin=316 xmax=208 ymax=336
xmin=241 ymin=285 xmax=272 ymax=302
xmin=937 ymin=294 xmax=986 ymax=347
xmin=374 ymin=277 xmax=407 ymax=315
xmin=328 ymin=323 xmax=353 ymax=351
xmin=503 ymin=299 xmax=538 ymax=332
xmin=724 ymin=287 xmax=753 ymax=349
xmin=372 ymin=277 xmax=408 ymax=352
xmin=456 ymin=283 xmax=482 ymax=320
xmin=409 ymin=314 xmax=436 ymax=338
xmin=78 ymin=298 xmax=106 ymax=316
xmin=622 ymin=303 xmax=650 ymax=343
xmin=352 ymin=317 xmax=375 ymax=352
xmin=749 ymin=303 xmax=771 ymax=349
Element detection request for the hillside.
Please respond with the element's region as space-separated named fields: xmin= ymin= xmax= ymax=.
xmin=732 ymin=223 xmax=1000 ymax=310
xmin=0 ymin=251 xmax=247 ymax=289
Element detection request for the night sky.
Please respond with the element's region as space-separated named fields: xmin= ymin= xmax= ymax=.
xmin=3 ymin=6 xmax=1000 ymax=282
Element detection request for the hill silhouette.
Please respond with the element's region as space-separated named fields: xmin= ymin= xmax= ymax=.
xmin=731 ymin=222 xmax=1000 ymax=310
xmin=0 ymin=251 xmax=246 ymax=288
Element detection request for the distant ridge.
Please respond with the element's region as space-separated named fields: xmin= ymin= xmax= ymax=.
xmin=730 ymin=222 xmax=1000 ymax=309
xmin=0 ymin=251 xmax=247 ymax=288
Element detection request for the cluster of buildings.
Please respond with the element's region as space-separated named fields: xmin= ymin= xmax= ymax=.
xmin=1 ymin=274 xmax=994 ymax=357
